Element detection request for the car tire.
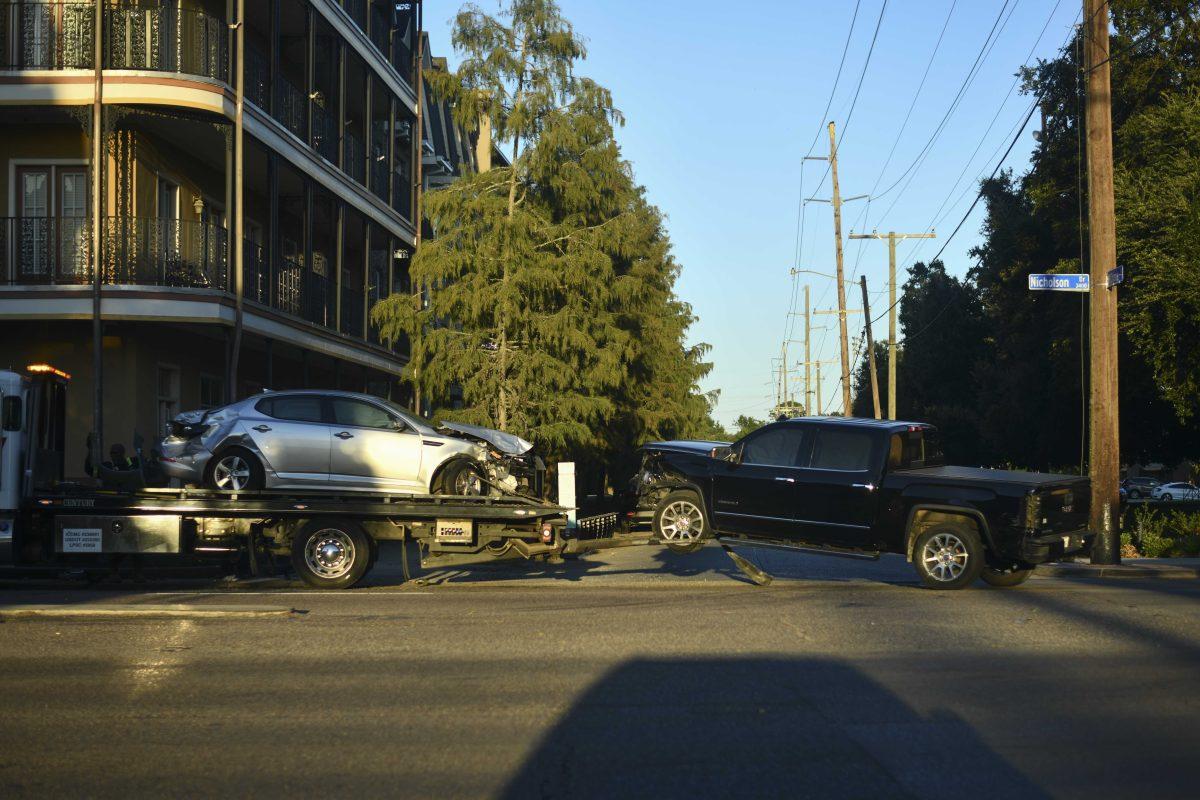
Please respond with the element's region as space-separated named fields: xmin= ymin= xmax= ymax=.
xmin=204 ymin=447 xmax=264 ymax=492
xmin=981 ymin=565 xmax=1034 ymax=588
xmin=1161 ymin=493 xmax=1172 ymax=502
xmin=1129 ymin=489 xmax=1141 ymax=499
xmin=291 ymin=519 xmax=372 ymax=590
xmin=653 ymin=490 xmax=709 ymax=551
xmin=912 ymin=524 xmax=985 ymax=590
xmin=439 ymin=460 xmax=486 ymax=496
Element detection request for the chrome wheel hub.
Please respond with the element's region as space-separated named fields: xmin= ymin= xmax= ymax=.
xmin=922 ymin=532 xmax=969 ymax=582
xmin=305 ymin=530 xmax=356 ymax=580
xmin=660 ymin=501 xmax=703 ymax=543
xmin=213 ymin=456 xmax=250 ymax=490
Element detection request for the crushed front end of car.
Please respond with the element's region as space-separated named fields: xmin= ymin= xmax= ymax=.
xmin=437 ymin=421 xmax=547 ymax=498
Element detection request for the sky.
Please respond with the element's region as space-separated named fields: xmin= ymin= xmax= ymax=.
xmin=424 ymin=0 xmax=1083 ymax=428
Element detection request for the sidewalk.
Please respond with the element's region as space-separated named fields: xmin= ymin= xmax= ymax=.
xmin=1040 ymin=557 xmax=1200 ymax=580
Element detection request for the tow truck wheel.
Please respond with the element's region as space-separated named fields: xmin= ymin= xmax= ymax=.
xmin=913 ymin=524 xmax=984 ymax=590
xmin=654 ymin=491 xmax=709 ymax=554
xmin=291 ymin=519 xmax=372 ymax=589
xmin=981 ymin=565 xmax=1034 ymax=588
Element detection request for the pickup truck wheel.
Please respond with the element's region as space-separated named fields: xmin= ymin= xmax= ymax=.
xmin=981 ymin=565 xmax=1034 ymax=588
xmin=913 ymin=525 xmax=984 ymax=590
xmin=654 ymin=491 xmax=709 ymax=552
xmin=291 ymin=520 xmax=372 ymax=589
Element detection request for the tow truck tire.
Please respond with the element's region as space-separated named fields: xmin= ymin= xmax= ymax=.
xmin=981 ymin=565 xmax=1034 ymax=588
xmin=912 ymin=524 xmax=984 ymax=590
xmin=291 ymin=519 xmax=372 ymax=589
xmin=654 ymin=490 xmax=709 ymax=553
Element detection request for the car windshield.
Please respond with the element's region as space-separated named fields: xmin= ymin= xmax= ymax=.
xmin=381 ymin=399 xmax=438 ymax=429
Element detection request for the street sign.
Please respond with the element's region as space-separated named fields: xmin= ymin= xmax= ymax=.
xmin=1107 ymin=265 xmax=1125 ymax=289
xmin=1028 ymin=273 xmax=1091 ymax=292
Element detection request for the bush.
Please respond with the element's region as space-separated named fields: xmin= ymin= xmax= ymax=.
xmin=1122 ymin=507 xmax=1200 ymax=557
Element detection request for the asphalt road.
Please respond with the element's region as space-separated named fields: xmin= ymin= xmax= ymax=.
xmin=2 ymin=544 xmax=1199 ymax=799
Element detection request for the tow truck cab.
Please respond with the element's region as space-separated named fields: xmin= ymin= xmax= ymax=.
xmin=0 ymin=366 xmax=69 ymax=563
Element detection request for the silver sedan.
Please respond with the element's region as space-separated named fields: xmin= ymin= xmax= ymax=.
xmin=158 ymin=390 xmax=536 ymax=495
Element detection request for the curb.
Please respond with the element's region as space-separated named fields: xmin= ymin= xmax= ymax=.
xmin=1040 ymin=564 xmax=1200 ymax=580
xmin=0 ymin=604 xmax=300 ymax=619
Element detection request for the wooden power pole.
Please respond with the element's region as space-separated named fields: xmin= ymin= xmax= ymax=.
xmin=848 ymin=230 xmax=935 ymax=419
xmin=827 ymin=122 xmax=853 ymax=416
xmin=860 ymin=276 xmax=882 ymax=419
xmin=803 ymin=285 xmax=811 ymax=414
xmin=1085 ymin=0 xmax=1120 ymax=565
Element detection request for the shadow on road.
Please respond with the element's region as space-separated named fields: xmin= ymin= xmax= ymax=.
xmin=499 ymin=657 xmax=1047 ymax=800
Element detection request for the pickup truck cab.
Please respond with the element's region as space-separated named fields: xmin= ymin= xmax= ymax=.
xmin=635 ymin=417 xmax=1093 ymax=589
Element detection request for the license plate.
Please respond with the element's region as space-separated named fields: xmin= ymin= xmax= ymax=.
xmin=62 ymin=528 xmax=103 ymax=553
xmin=435 ymin=519 xmax=474 ymax=544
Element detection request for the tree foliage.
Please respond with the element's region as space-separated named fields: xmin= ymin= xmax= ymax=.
xmin=372 ymin=0 xmax=718 ymax=472
xmin=851 ymin=1 xmax=1200 ymax=468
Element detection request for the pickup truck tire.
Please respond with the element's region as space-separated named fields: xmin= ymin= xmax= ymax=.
xmin=981 ymin=565 xmax=1034 ymax=587
xmin=291 ymin=519 xmax=372 ymax=589
xmin=654 ymin=490 xmax=709 ymax=553
xmin=913 ymin=524 xmax=984 ymax=590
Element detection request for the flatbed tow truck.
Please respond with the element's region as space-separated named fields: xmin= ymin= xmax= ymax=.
xmin=1 ymin=366 xmax=772 ymax=589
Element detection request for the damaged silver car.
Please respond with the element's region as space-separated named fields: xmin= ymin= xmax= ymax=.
xmin=158 ymin=390 xmax=543 ymax=496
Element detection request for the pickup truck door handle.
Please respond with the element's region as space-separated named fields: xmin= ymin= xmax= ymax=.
xmin=252 ymin=425 xmax=271 ymax=433
xmin=852 ymin=483 xmax=876 ymax=491
xmin=774 ymin=476 xmax=795 ymax=483
xmin=335 ymin=431 xmax=354 ymax=440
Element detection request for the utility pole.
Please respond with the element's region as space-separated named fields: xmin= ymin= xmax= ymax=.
xmin=816 ymin=361 xmax=823 ymax=417
xmin=1085 ymin=0 xmax=1120 ymax=565
xmin=90 ymin=0 xmax=103 ymax=464
xmin=860 ymin=276 xmax=882 ymax=419
xmin=804 ymin=285 xmax=811 ymax=414
xmin=849 ymin=230 xmax=935 ymax=418
xmin=828 ymin=122 xmax=852 ymax=416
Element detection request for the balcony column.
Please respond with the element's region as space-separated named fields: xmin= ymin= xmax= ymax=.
xmin=269 ymin=0 xmax=280 ymax=116
xmin=361 ymin=222 xmax=370 ymax=340
xmin=267 ymin=153 xmax=278 ymax=309
xmin=337 ymin=40 xmax=346 ymax=173
xmin=305 ymin=4 xmax=314 ymax=143
xmin=303 ymin=180 xmax=313 ymax=322
xmin=364 ymin=72 xmax=372 ymax=193
xmin=387 ymin=96 xmax=395 ymax=207
xmin=334 ymin=201 xmax=343 ymax=331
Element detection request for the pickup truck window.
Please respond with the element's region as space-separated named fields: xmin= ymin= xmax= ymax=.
xmin=741 ymin=427 xmax=806 ymax=467
xmin=808 ymin=429 xmax=873 ymax=471
xmin=889 ymin=429 xmax=944 ymax=469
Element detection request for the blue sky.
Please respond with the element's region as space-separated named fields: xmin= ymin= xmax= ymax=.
xmin=425 ymin=0 xmax=1082 ymax=428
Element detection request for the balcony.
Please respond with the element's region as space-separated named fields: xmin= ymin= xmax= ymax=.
xmin=0 ymin=1 xmax=94 ymax=69
xmin=105 ymin=5 xmax=226 ymax=83
xmin=1 ymin=216 xmax=226 ymax=289
xmin=0 ymin=3 xmax=226 ymax=82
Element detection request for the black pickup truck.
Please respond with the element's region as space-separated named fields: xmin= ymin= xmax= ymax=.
xmin=633 ymin=417 xmax=1093 ymax=589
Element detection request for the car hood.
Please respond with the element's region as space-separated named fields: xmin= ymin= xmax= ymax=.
xmin=439 ymin=421 xmax=534 ymax=456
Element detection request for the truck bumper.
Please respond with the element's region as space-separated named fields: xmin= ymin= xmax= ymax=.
xmin=1021 ymin=529 xmax=1094 ymax=564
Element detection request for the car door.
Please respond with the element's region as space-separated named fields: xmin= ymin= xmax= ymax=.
xmin=711 ymin=424 xmax=808 ymax=538
xmin=791 ymin=426 xmax=883 ymax=547
xmin=243 ymin=395 xmax=331 ymax=484
xmin=328 ymin=397 xmax=424 ymax=491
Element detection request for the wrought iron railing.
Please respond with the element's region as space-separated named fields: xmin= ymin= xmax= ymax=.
xmin=275 ymin=73 xmax=307 ymax=139
xmin=243 ymin=239 xmax=268 ymax=305
xmin=344 ymin=132 xmax=366 ymax=184
xmin=1 ymin=216 xmax=91 ymax=284
xmin=104 ymin=5 xmax=226 ymax=82
xmin=0 ymin=1 xmax=94 ymax=69
xmin=103 ymin=217 xmax=227 ymax=288
xmin=245 ymin=44 xmax=270 ymax=111
xmin=311 ymin=101 xmax=338 ymax=164
xmin=2 ymin=216 xmax=225 ymax=288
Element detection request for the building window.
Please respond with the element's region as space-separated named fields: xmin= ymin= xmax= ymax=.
xmin=157 ymin=365 xmax=181 ymax=433
xmin=199 ymin=374 xmax=225 ymax=409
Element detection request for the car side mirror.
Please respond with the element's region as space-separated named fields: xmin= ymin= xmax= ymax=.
xmin=718 ymin=445 xmax=742 ymax=464
xmin=710 ymin=445 xmax=731 ymax=460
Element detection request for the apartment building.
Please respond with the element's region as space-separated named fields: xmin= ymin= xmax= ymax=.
xmin=0 ymin=0 xmax=481 ymax=479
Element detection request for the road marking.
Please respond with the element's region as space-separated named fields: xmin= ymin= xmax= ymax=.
xmin=0 ymin=604 xmax=296 ymax=618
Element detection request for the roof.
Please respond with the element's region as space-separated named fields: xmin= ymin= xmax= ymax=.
xmin=784 ymin=416 xmax=933 ymax=433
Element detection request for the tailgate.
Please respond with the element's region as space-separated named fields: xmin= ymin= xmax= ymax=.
xmin=1030 ymin=478 xmax=1090 ymax=534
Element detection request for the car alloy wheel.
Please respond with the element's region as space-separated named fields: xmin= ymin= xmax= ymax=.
xmin=659 ymin=499 xmax=704 ymax=543
xmin=212 ymin=454 xmax=252 ymax=490
xmin=304 ymin=529 xmax=357 ymax=581
xmin=454 ymin=468 xmax=483 ymax=496
xmin=922 ymin=531 xmax=970 ymax=582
